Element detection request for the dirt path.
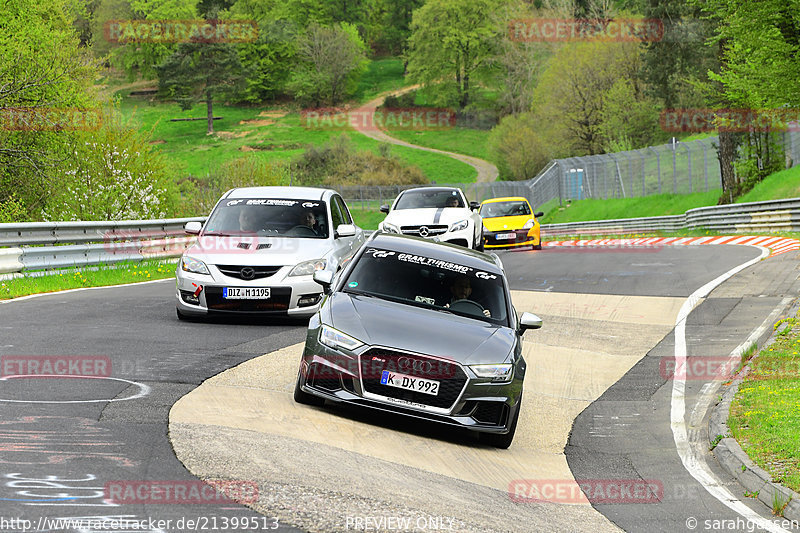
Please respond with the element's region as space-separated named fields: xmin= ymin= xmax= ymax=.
xmin=351 ymin=86 xmax=499 ymax=183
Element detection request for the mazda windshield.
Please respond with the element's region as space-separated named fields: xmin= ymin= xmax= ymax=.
xmin=203 ymin=198 xmax=329 ymax=238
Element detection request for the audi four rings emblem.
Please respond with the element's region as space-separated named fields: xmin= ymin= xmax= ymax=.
xmin=418 ymin=226 xmax=430 ymax=237
xmin=398 ymin=357 xmax=433 ymax=373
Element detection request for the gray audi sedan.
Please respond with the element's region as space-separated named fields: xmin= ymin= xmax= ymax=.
xmin=293 ymin=233 xmax=542 ymax=448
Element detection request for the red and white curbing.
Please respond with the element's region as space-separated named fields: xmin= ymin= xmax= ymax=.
xmin=543 ymin=235 xmax=800 ymax=257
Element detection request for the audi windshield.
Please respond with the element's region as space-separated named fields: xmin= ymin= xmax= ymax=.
xmin=342 ymin=247 xmax=508 ymax=326
xmin=203 ymin=198 xmax=329 ymax=238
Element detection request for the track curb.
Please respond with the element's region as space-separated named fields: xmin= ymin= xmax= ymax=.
xmin=708 ymin=298 xmax=800 ymax=523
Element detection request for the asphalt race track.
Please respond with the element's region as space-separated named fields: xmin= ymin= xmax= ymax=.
xmin=1 ymin=243 xmax=799 ymax=533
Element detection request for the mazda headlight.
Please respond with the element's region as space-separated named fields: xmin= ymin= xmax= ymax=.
xmin=180 ymin=256 xmax=210 ymax=275
xmin=470 ymin=363 xmax=513 ymax=382
xmin=449 ymin=219 xmax=469 ymax=232
xmin=319 ymin=325 xmax=363 ymax=351
xmin=289 ymin=258 xmax=326 ymax=277
xmin=382 ymin=222 xmax=400 ymax=234
xmin=523 ymin=219 xmax=536 ymax=229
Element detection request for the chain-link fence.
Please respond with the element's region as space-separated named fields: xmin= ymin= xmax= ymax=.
xmin=337 ymin=130 xmax=800 ymax=212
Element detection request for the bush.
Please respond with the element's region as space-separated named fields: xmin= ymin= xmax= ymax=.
xmin=42 ymin=110 xmax=175 ymax=221
xmin=488 ymin=113 xmax=550 ymax=180
xmin=291 ymin=135 xmax=426 ymax=187
xmin=0 ymin=194 xmax=28 ymax=223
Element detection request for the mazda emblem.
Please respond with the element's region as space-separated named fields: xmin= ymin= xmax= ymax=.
xmin=240 ymin=267 xmax=256 ymax=280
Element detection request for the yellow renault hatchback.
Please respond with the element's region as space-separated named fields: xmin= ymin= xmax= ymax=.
xmin=479 ymin=197 xmax=544 ymax=250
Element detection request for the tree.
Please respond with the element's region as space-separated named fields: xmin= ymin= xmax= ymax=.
xmin=406 ymin=0 xmax=502 ymax=110
xmin=692 ymin=0 xmax=800 ymax=200
xmin=110 ymin=0 xmax=197 ymax=80
xmin=0 ymin=0 xmax=99 ymax=218
xmin=370 ymin=0 xmax=423 ymax=57
xmin=532 ymin=40 xmax=645 ymax=156
xmin=641 ymin=0 xmax=717 ymax=110
xmin=157 ymin=41 xmax=245 ymax=134
xmin=288 ymin=22 xmax=368 ymax=106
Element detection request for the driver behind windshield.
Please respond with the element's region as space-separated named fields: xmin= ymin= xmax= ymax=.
xmin=300 ymin=210 xmax=319 ymax=235
xmin=445 ymin=275 xmax=491 ymax=317
xmin=238 ymin=208 xmax=260 ymax=233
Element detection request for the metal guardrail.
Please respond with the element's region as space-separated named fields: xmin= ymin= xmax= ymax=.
xmin=542 ymin=198 xmax=800 ymax=236
xmin=0 ymin=217 xmax=205 ymax=275
xmin=1 ymin=197 xmax=798 ymax=277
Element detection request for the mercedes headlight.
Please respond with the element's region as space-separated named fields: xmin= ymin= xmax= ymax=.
xmin=319 ymin=325 xmax=363 ymax=351
xmin=289 ymin=258 xmax=326 ymax=277
xmin=523 ymin=219 xmax=536 ymax=229
xmin=470 ymin=363 xmax=513 ymax=382
xmin=180 ymin=256 xmax=210 ymax=275
xmin=449 ymin=219 xmax=469 ymax=232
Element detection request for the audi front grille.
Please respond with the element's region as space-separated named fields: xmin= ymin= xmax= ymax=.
xmin=359 ymin=348 xmax=467 ymax=410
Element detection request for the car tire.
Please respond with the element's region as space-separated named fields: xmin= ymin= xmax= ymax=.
xmin=480 ymin=395 xmax=521 ymax=449
xmin=532 ymin=243 xmax=542 ymax=250
xmin=176 ymin=308 xmax=188 ymax=321
xmin=293 ymin=371 xmax=326 ymax=407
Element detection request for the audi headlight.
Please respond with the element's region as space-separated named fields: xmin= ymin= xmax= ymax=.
xmin=382 ymin=222 xmax=400 ymax=234
xmin=319 ymin=325 xmax=363 ymax=351
xmin=180 ymin=256 xmax=210 ymax=275
xmin=470 ymin=363 xmax=513 ymax=382
xmin=289 ymin=258 xmax=326 ymax=277
xmin=523 ymin=219 xmax=535 ymax=229
xmin=449 ymin=219 xmax=469 ymax=232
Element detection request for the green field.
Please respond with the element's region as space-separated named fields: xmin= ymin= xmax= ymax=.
xmin=384 ymin=126 xmax=492 ymax=162
xmin=737 ymin=165 xmax=800 ymax=203
xmin=112 ymin=57 xmax=479 ymax=183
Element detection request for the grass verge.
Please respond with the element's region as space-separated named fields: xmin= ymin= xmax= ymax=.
xmin=728 ymin=315 xmax=800 ymax=494
xmin=0 ymin=260 xmax=176 ymax=300
xmin=540 ymin=190 xmax=722 ymax=225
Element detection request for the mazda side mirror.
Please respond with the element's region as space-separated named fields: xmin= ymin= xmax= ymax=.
xmin=335 ymin=224 xmax=356 ymax=238
xmin=184 ymin=221 xmax=202 ymax=235
xmin=313 ymin=269 xmax=334 ymax=293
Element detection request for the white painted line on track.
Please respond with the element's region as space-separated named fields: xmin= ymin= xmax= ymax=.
xmin=0 ymin=375 xmax=151 ymax=404
xmin=670 ymin=245 xmax=793 ymax=533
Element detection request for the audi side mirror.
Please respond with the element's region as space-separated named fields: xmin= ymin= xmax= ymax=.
xmin=518 ymin=312 xmax=543 ymax=335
